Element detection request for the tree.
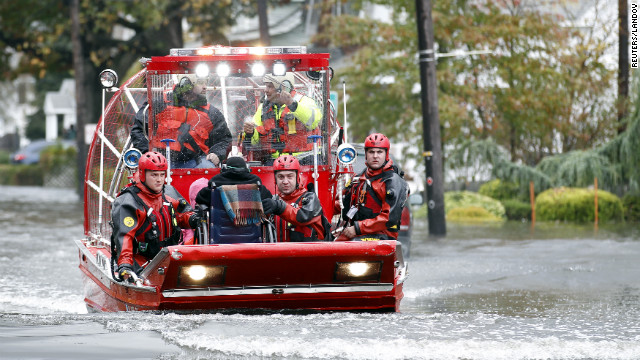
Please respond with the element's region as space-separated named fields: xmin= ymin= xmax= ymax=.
xmin=315 ymin=0 xmax=618 ymax=175
xmin=1 ymin=0 xmax=256 ymax=193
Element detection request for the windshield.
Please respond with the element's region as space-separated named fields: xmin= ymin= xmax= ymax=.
xmin=146 ymin=67 xmax=333 ymax=168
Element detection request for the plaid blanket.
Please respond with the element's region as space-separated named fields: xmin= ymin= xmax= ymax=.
xmin=219 ymin=184 xmax=264 ymax=226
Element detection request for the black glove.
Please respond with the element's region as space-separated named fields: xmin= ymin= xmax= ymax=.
xmin=262 ymin=197 xmax=286 ymax=216
xmin=189 ymin=213 xmax=202 ymax=228
xmin=116 ymin=264 xmax=135 ymax=283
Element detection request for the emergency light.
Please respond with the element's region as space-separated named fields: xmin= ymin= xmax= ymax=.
xmin=337 ymin=143 xmax=357 ymax=165
xmin=169 ymin=46 xmax=307 ymax=57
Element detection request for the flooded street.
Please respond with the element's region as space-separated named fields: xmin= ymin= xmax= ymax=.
xmin=1 ymin=185 xmax=639 ymax=359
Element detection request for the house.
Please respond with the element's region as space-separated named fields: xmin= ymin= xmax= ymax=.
xmin=43 ymin=79 xmax=77 ymax=141
xmin=0 ymin=73 xmax=37 ymax=151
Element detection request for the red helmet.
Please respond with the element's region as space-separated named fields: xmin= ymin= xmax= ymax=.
xmin=364 ymin=133 xmax=390 ymax=161
xmin=138 ymin=151 xmax=168 ymax=183
xmin=273 ymin=155 xmax=301 ymax=189
xmin=273 ymin=154 xmax=301 ymax=172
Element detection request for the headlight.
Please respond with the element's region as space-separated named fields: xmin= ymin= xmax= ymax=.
xmin=99 ymin=69 xmax=118 ymax=89
xmin=334 ymin=262 xmax=382 ymax=282
xmin=178 ymin=265 xmax=226 ymax=287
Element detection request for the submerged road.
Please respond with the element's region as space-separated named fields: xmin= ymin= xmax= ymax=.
xmin=1 ymin=185 xmax=639 ymax=359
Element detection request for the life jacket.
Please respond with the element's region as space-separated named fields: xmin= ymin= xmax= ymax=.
xmin=113 ymin=185 xmax=182 ymax=260
xmin=344 ymin=163 xmax=404 ymax=224
xmin=151 ymin=105 xmax=214 ymax=155
xmin=255 ymin=95 xmax=320 ymax=154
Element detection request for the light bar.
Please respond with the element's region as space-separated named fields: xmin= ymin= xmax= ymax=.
xmin=216 ymin=63 xmax=231 ymax=77
xmin=169 ymin=46 xmax=307 ymax=57
xmin=272 ymin=61 xmax=287 ymax=76
xmin=251 ymin=62 xmax=266 ymax=77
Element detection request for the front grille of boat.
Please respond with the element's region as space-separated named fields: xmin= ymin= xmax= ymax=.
xmin=162 ymin=283 xmax=394 ymax=298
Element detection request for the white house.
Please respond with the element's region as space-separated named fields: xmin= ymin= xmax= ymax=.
xmin=43 ymin=79 xmax=76 ymax=141
xmin=0 ymin=72 xmax=37 ymax=150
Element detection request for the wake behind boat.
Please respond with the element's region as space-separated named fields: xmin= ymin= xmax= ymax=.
xmin=77 ymin=45 xmax=407 ymax=312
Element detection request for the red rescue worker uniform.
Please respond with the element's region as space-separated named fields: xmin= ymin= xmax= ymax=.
xmin=111 ymin=181 xmax=193 ymax=271
xmin=110 ymin=152 xmax=198 ymax=280
xmin=263 ymin=155 xmax=331 ymax=242
xmin=337 ymin=160 xmax=407 ymax=241
xmin=273 ymin=186 xmax=329 ymax=242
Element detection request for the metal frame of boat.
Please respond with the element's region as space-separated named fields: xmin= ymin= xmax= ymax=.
xmin=77 ymin=45 xmax=407 ymax=312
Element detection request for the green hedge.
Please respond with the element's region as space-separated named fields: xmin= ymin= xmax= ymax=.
xmin=0 ymin=164 xmax=44 ymax=186
xmin=536 ymin=187 xmax=623 ymax=223
xmin=502 ymin=199 xmax=532 ymax=221
xmin=40 ymin=144 xmax=76 ymax=172
xmin=0 ymin=143 xmax=76 ymax=186
xmin=445 ymin=191 xmax=506 ymax=218
xmin=478 ymin=179 xmax=521 ymax=201
xmin=622 ymin=194 xmax=640 ymax=222
xmin=0 ymin=150 xmax=10 ymax=165
xmin=447 ymin=206 xmax=503 ymax=223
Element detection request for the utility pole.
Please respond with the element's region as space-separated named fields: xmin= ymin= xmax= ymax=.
xmin=415 ymin=0 xmax=446 ymax=236
xmin=257 ymin=0 xmax=271 ymax=46
xmin=618 ymin=0 xmax=629 ymax=133
xmin=71 ymin=0 xmax=87 ymax=198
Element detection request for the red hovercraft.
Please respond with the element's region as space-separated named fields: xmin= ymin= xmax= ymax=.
xmin=76 ymin=46 xmax=407 ymax=312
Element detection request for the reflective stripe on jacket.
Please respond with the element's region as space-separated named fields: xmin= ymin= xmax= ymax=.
xmin=250 ymin=93 xmax=322 ymax=154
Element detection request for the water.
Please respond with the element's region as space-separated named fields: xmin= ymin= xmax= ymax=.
xmin=1 ymin=185 xmax=639 ymax=359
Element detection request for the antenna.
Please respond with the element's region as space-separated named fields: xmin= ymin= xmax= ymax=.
xmin=342 ymin=81 xmax=348 ymax=142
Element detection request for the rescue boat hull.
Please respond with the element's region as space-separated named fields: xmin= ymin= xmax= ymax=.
xmin=77 ymin=240 xmax=406 ymax=312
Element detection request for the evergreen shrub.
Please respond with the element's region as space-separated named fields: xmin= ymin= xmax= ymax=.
xmin=40 ymin=144 xmax=77 ymax=172
xmin=502 ymin=199 xmax=532 ymax=221
xmin=0 ymin=150 xmax=9 ymax=164
xmin=536 ymin=187 xmax=623 ymax=223
xmin=447 ymin=206 xmax=503 ymax=223
xmin=445 ymin=191 xmax=506 ymax=219
xmin=478 ymin=179 xmax=520 ymax=200
xmin=621 ymin=194 xmax=640 ymax=222
xmin=0 ymin=164 xmax=44 ymax=186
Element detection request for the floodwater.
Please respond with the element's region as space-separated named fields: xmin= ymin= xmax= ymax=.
xmin=1 ymin=185 xmax=639 ymax=360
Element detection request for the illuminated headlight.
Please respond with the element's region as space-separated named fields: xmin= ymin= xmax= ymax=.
xmin=334 ymin=262 xmax=382 ymax=282
xmin=216 ymin=63 xmax=231 ymax=77
xmin=195 ymin=63 xmax=209 ymax=78
xmin=251 ymin=62 xmax=266 ymax=77
xmin=272 ymin=61 xmax=287 ymax=76
xmin=178 ymin=265 xmax=226 ymax=287
xmin=337 ymin=143 xmax=357 ymax=165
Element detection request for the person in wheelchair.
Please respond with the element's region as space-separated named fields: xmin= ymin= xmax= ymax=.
xmin=261 ymin=155 xmax=332 ymax=242
xmin=195 ymin=155 xmax=273 ymax=243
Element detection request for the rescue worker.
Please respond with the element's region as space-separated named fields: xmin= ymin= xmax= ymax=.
xmin=111 ymin=151 xmax=201 ymax=282
xmin=130 ymin=75 xmax=232 ymax=168
xmin=262 ymin=155 xmax=331 ymax=242
xmin=242 ymin=72 xmax=322 ymax=164
xmin=336 ymin=133 xmax=408 ymax=241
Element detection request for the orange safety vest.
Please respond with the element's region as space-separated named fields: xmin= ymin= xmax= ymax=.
xmin=255 ymin=102 xmax=320 ymax=154
xmin=151 ymin=105 xmax=214 ymax=154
